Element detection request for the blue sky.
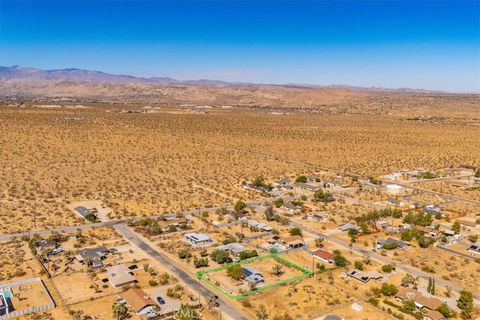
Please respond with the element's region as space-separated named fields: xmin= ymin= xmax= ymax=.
xmin=0 ymin=1 xmax=479 ymax=92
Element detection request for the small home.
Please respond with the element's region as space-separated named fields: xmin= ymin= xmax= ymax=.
xmin=396 ymin=288 xmax=443 ymax=311
xmin=304 ymin=213 xmax=327 ymax=222
xmin=184 ymin=233 xmax=214 ymax=247
xmin=468 ymin=244 xmax=480 ymax=254
xmin=243 ymin=183 xmax=267 ymax=193
xmin=312 ymin=249 xmax=334 ymax=264
xmin=387 ymin=197 xmax=406 ymax=206
xmin=346 ymin=269 xmax=383 ymax=283
xmin=247 ymin=219 xmax=272 ymax=232
xmin=376 ymin=238 xmax=407 ymax=250
xmin=272 ymin=178 xmax=292 ymax=187
xmin=242 ymin=266 xmax=264 ymax=285
xmin=0 ymin=293 xmax=12 ymax=316
xmin=338 ymin=223 xmax=362 ymax=232
xmin=283 ymin=236 xmax=306 ymax=249
xmin=120 ymin=288 xmax=156 ymax=317
xmin=295 ymin=182 xmax=322 ymax=191
xmin=107 ymin=264 xmax=137 ymax=288
xmin=283 ymin=203 xmax=302 ymax=214
xmin=217 ymin=243 xmax=247 ymax=255
xmin=423 ymin=205 xmax=443 ymax=217
xmin=77 ymin=246 xmax=109 ymax=269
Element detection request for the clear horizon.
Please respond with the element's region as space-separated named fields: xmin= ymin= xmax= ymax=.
xmin=0 ymin=0 xmax=479 ymax=92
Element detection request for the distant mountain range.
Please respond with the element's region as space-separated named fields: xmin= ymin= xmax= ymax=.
xmin=0 ymin=65 xmax=447 ymax=93
xmin=0 ymin=65 xmax=231 ymax=86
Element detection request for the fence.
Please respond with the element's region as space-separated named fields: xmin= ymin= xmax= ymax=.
xmin=0 ymin=277 xmax=56 ymax=320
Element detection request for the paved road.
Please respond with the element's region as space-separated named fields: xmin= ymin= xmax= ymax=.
xmin=394 ymin=182 xmax=480 ymax=206
xmin=0 ymin=220 xmax=125 ymax=242
xmin=436 ymin=243 xmax=478 ymax=261
xmin=113 ymin=224 xmax=250 ymax=320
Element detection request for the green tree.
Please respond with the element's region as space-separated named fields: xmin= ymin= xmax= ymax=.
xmin=402 ymin=300 xmax=416 ymax=312
xmin=289 ymin=227 xmax=302 ymax=236
xmin=381 ymin=264 xmax=393 ymax=273
xmin=437 ymin=303 xmax=454 ymax=318
xmin=227 ymin=264 xmax=243 ymax=280
xmin=354 ymin=261 xmax=364 ymax=270
xmin=431 ymin=278 xmax=436 ymax=295
xmin=295 ymin=175 xmax=307 ymax=183
xmin=380 ymin=283 xmax=398 ymax=296
xmin=427 ymin=277 xmax=432 ymax=294
xmin=332 ymin=250 xmax=348 ymax=267
xmin=234 ymin=200 xmax=247 ymax=213
xmin=452 ymin=221 xmax=461 ymax=234
xmin=274 ymin=198 xmax=284 ymax=208
xmin=457 ymin=290 xmax=473 ymax=320
xmin=209 ymin=249 xmax=230 ymax=264
xmin=112 ymin=303 xmax=130 ymax=320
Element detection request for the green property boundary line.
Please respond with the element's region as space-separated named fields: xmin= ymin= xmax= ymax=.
xmin=196 ymin=253 xmax=313 ymax=299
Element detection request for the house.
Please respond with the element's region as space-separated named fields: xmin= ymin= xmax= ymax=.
xmin=323 ymin=180 xmax=342 ymax=188
xmin=295 ymin=182 xmax=322 ymax=191
xmin=37 ymin=239 xmax=57 ymax=250
xmin=243 ymin=183 xmax=267 ymax=193
xmin=312 ymin=249 xmax=334 ymax=264
xmin=242 ymin=266 xmax=264 ymax=285
xmin=376 ymin=219 xmax=390 ymax=231
xmin=304 ymin=213 xmax=326 ymax=222
xmin=184 ymin=233 xmax=214 ymax=246
xmin=161 ymin=213 xmax=177 ymax=221
xmin=423 ymin=310 xmax=445 ymax=320
xmin=387 ymin=197 xmax=406 ymax=206
xmin=283 ymin=203 xmax=302 ymax=213
xmin=396 ymin=288 xmax=443 ymax=311
xmin=346 ymin=269 xmax=383 ymax=283
xmin=77 ymin=246 xmax=109 ymax=268
xmin=468 ymin=244 xmax=480 ymax=254
xmin=74 ymin=206 xmax=92 ymax=218
xmin=338 ymin=223 xmax=362 ymax=232
xmin=106 ymin=264 xmax=137 ymax=288
xmin=0 ymin=293 xmax=12 ymax=316
xmin=385 ymin=172 xmax=401 ymax=181
xmin=217 ymin=243 xmax=247 ymax=255
xmin=423 ymin=206 xmax=443 ymax=217
xmin=247 ymin=220 xmax=272 ymax=232
xmin=272 ymin=178 xmax=292 ymax=187
xmin=120 ymin=288 xmax=156 ymax=316
xmin=376 ymin=238 xmax=407 ymax=250
xmin=283 ymin=236 xmax=306 ymax=249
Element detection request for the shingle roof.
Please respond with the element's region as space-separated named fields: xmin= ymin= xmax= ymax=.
xmin=120 ymin=288 xmax=155 ymax=313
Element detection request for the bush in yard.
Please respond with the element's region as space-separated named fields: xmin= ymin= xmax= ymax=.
xmin=381 ymin=283 xmax=398 ymax=296
xmin=209 ymin=249 xmax=230 ymax=264
xmin=382 ymin=264 xmax=394 ymax=273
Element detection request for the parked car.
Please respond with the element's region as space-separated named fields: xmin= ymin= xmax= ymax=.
xmin=156 ymin=296 xmax=165 ymax=305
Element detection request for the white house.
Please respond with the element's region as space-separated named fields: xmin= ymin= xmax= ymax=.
xmin=184 ymin=233 xmax=214 ymax=246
